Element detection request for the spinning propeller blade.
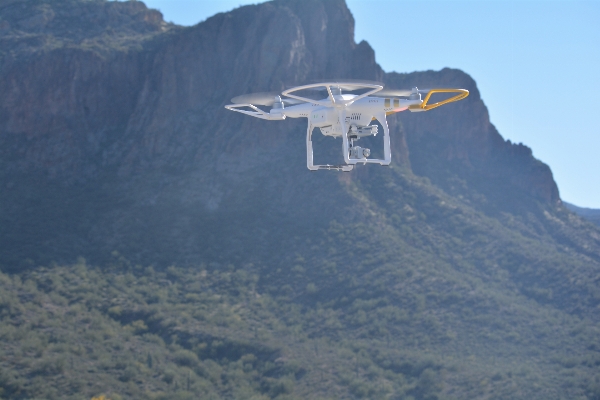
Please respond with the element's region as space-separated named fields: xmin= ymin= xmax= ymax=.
xmin=335 ymin=80 xmax=383 ymax=91
xmin=231 ymin=92 xmax=302 ymax=106
xmin=296 ymin=79 xmax=383 ymax=92
xmin=375 ymin=87 xmax=431 ymax=97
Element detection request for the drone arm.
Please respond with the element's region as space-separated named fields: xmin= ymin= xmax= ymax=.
xmin=326 ymin=86 xmax=336 ymax=105
xmin=224 ymin=104 xmax=285 ymax=120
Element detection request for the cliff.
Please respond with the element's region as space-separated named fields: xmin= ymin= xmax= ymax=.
xmin=1 ymin=0 xmax=557 ymax=203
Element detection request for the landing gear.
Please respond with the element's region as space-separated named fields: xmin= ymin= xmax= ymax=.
xmin=306 ymin=123 xmax=354 ymax=171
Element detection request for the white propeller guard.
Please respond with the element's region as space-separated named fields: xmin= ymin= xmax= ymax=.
xmin=282 ymin=82 xmax=383 ymax=107
xmin=224 ymin=103 xmax=286 ymax=120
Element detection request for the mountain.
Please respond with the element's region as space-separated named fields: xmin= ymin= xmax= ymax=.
xmin=1 ymin=1 xmax=599 ymax=399
xmin=0 ymin=0 xmax=565 ymax=269
xmin=565 ymin=202 xmax=600 ymax=228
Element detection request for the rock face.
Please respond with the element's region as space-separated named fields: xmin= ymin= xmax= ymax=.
xmin=0 ymin=0 xmax=576 ymax=269
xmin=0 ymin=0 xmax=385 ymax=180
xmin=0 ymin=0 xmax=166 ymax=180
xmin=388 ymin=69 xmax=560 ymax=207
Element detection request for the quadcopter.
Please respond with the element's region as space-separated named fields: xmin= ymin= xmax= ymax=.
xmin=225 ymin=82 xmax=468 ymax=171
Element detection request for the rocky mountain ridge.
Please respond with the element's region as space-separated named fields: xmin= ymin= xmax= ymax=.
xmin=0 ymin=0 xmax=567 ymax=268
xmin=565 ymin=202 xmax=600 ymax=227
xmin=1 ymin=0 xmax=556 ymax=201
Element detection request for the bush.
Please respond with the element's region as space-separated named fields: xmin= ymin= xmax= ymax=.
xmin=173 ymin=349 xmax=199 ymax=368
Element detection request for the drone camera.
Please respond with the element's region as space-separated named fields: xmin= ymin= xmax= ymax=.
xmin=349 ymin=146 xmax=370 ymax=159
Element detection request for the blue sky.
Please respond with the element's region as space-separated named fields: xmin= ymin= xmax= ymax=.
xmin=138 ymin=0 xmax=600 ymax=208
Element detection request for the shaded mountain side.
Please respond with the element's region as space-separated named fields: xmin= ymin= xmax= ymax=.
xmin=0 ymin=0 xmax=599 ymax=317
xmin=0 ymin=0 xmax=405 ymax=269
xmin=387 ymin=69 xmax=559 ymax=209
xmin=0 ymin=0 xmax=172 ymax=183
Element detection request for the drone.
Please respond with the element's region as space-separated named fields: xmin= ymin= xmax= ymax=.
xmin=225 ymin=82 xmax=468 ymax=171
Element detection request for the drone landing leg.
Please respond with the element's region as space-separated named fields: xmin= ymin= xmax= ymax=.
xmin=340 ymin=109 xmax=352 ymax=166
xmin=306 ymin=124 xmax=319 ymax=171
xmin=375 ymin=113 xmax=391 ymax=166
xmin=306 ymin=122 xmax=353 ymax=172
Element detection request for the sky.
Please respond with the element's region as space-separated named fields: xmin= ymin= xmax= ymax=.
xmin=137 ymin=0 xmax=600 ymax=209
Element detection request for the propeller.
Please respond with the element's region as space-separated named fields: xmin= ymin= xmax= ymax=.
xmin=333 ymin=79 xmax=383 ymax=91
xmin=375 ymin=87 xmax=431 ymax=97
xmin=231 ymin=92 xmax=303 ymax=106
xmin=297 ymin=79 xmax=384 ymax=92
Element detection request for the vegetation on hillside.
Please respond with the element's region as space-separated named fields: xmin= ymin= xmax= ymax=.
xmin=2 ymin=164 xmax=600 ymax=400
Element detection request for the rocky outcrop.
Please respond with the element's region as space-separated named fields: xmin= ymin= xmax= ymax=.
xmin=0 ymin=0 xmax=170 ymax=182
xmin=386 ymin=68 xmax=560 ymax=205
xmin=0 ymin=0 xmax=391 ymax=180
xmin=0 ymin=0 xmax=558 ymax=198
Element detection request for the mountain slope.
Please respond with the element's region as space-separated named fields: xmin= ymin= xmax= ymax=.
xmin=565 ymin=202 xmax=600 ymax=227
xmin=0 ymin=0 xmax=599 ymax=399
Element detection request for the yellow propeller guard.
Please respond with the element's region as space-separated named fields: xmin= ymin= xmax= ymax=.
xmin=410 ymin=88 xmax=469 ymax=111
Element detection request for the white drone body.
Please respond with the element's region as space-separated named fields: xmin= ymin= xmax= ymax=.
xmin=225 ymin=82 xmax=468 ymax=171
